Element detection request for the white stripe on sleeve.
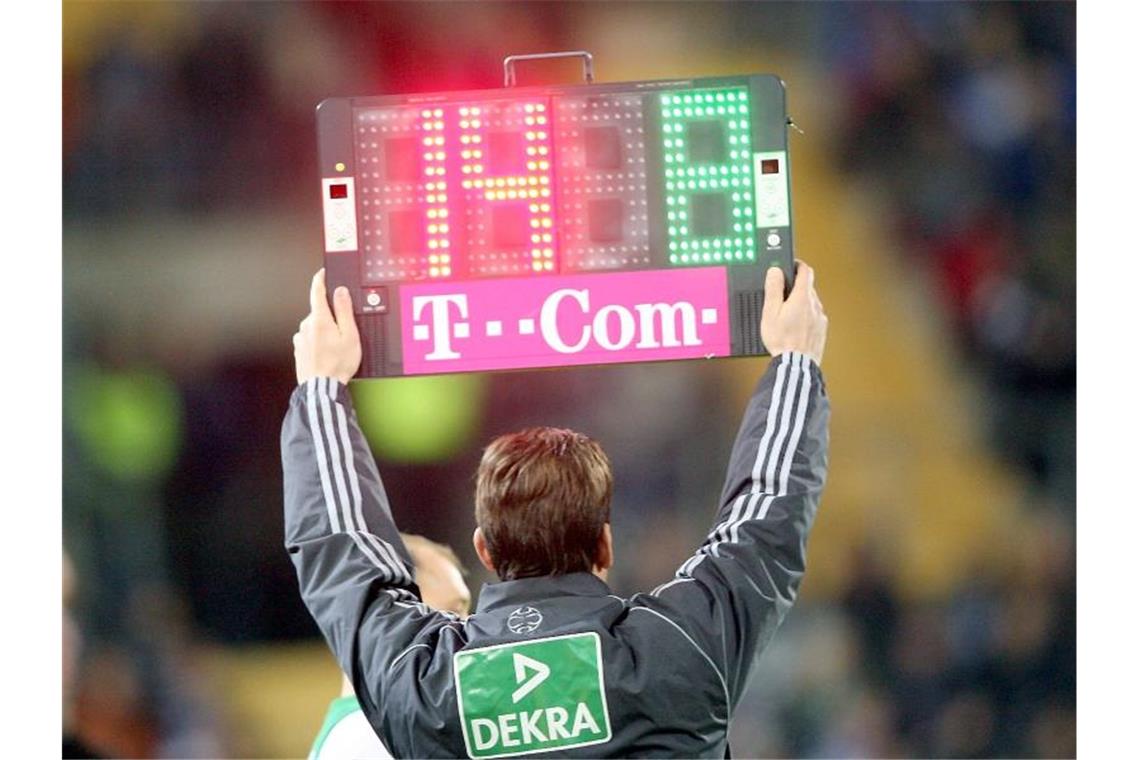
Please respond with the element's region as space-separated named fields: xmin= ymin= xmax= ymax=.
xmin=673 ymin=353 xmax=814 ymax=578
xmin=331 ymin=386 xmax=413 ymax=586
xmin=305 ymin=378 xmax=343 ymax=534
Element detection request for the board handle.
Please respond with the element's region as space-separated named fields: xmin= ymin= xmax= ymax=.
xmin=503 ymin=50 xmax=595 ymax=87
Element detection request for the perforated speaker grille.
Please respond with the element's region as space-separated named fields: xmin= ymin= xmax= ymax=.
xmin=735 ymin=290 xmax=765 ymax=354
xmin=359 ymin=314 xmax=387 ymax=376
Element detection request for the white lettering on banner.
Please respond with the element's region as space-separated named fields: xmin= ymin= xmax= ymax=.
xmin=593 ymin=304 xmax=636 ymax=351
xmin=547 ymin=706 xmax=571 ymax=740
xmin=634 ymin=302 xmax=700 ymax=349
xmin=539 ymin=289 xmax=704 ymax=355
xmin=572 ymin=702 xmax=602 ymax=736
xmin=519 ymin=709 xmax=548 ymax=743
xmin=472 ymin=718 xmax=498 ymax=751
xmin=499 ymin=713 xmax=520 ymax=748
xmin=412 ymin=294 xmax=469 ymax=360
xmin=468 ymin=704 xmax=600 ymax=751
xmin=410 ymin=285 xmax=711 ymax=362
xmin=539 ymin=289 xmax=592 ymax=354
xmin=512 ymin=654 xmax=551 ymax=703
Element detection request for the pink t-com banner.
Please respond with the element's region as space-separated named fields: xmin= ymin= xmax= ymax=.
xmin=399 ymin=267 xmax=731 ymax=375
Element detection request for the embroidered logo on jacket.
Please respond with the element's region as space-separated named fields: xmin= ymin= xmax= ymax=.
xmin=507 ymin=606 xmax=543 ymax=634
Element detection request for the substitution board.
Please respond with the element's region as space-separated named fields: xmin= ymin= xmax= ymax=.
xmin=317 ymin=67 xmax=796 ymax=377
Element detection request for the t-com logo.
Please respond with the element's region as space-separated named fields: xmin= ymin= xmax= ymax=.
xmin=400 ymin=268 xmax=731 ymax=374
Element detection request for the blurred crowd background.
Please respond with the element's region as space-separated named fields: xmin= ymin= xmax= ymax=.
xmin=62 ymin=2 xmax=1075 ymax=758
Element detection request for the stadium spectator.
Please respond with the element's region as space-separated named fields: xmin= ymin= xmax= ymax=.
xmin=64 ymin=552 xmax=105 ymax=759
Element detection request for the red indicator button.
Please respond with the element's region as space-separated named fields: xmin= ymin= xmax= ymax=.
xmin=329 ymin=183 xmax=348 ymax=199
xmin=761 ymin=159 xmax=780 ymax=175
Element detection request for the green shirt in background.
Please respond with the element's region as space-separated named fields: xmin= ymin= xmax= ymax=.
xmin=309 ymin=695 xmax=393 ymax=760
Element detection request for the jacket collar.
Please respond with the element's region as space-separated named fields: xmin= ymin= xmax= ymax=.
xmin=475 ymin=572 xmax=613 ymax=613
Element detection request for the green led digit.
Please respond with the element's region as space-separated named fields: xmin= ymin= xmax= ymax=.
xmin=660 ymin=88 xmax=756 ymax=266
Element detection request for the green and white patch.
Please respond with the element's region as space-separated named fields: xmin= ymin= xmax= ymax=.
xmin=453 ymin=632 xmax=612 ymax=758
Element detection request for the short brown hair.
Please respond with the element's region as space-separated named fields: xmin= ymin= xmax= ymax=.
xmin=475 ymin=427 xmax=613 ymax=581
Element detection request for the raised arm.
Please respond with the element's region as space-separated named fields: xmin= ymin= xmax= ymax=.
xmin=644 ymin=263 xmax=830 ymax=711
xmin=283 ymin=270 xmax=449 ymax=726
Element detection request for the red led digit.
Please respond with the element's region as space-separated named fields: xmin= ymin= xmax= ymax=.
xmin=459 ymin=101 xmax=557 ymax=274
xmin=419 ymin=108 xmax=451 ymax=277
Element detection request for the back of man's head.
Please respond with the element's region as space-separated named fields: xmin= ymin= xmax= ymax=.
xmin=475 ymin=427 xmax=613 ymax=581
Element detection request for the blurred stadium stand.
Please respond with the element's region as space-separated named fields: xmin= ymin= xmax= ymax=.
xmin=63 ymin=3 xmax=1074 ymax=757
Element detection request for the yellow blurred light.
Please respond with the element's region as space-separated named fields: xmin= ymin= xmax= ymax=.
xmin=66 ymin=366 xmax=183 ymax=484
xmin=350 ymin=375 xmax=486 ymax=464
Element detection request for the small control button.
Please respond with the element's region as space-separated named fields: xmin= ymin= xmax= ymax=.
xmin=366 ymin=292 xmax=382 ymax=307
xmin=767 ymin=233 xmax=781 ymax=247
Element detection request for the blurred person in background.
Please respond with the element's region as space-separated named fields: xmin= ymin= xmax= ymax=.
xmin=283 ymin=263 xmax=829 ymax=757
xmin=309 ymin=533 xmax=472 ymax=760
xmin=64 ymin=551 xmax=104 ymax=759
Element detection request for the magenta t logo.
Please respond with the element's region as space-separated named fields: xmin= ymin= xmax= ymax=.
xmin=401 ymin=268 xmax=731 ymax=375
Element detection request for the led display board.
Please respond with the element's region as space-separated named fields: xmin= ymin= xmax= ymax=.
xmin=317 ymin=73 xmax=796 ymax=377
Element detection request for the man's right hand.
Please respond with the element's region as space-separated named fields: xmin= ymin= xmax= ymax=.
xmin=293 ymin=268 xmax=363 ymax=385
xmin=761 ymin=261 xmax=828 ymax=365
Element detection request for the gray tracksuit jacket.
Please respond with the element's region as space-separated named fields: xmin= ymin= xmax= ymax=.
xmin=283 ymin=351 xmax=829 ymax=758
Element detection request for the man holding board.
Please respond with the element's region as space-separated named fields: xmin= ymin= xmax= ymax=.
xmin=284 ymin=261 xmax=828 ymax=757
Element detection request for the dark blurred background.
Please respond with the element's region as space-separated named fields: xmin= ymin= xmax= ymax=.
xmin=62 ymin=2 xmax=1075 ymax=757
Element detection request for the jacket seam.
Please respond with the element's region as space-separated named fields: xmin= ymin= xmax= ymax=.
xmin=387 ymin=642 xmax=432 ymax=675
xmin=628 ymin=606 xmax=731 ymax=720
